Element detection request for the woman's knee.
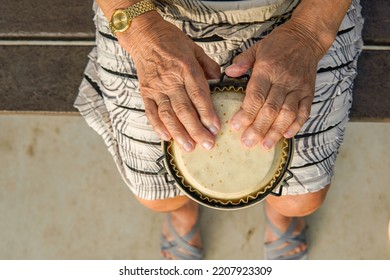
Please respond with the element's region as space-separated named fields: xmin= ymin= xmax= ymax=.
xmin=136 ymin=195 xmax=190 ymax=213
xmin=266 ymin=184 xmax=330 ymax=217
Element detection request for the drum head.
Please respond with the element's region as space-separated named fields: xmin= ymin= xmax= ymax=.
xmin=162 ymin=83 xmax=293 ymax=210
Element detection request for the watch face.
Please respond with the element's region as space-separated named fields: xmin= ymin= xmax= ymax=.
xmin=111 ymin=10 xmax=130 ymax=32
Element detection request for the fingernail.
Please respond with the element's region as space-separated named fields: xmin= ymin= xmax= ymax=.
xmin=160 ymin=132 xmax=170 ymax=141
xmin=284 ymin=130 xmax=294 ymax=138
xmin=225 ymin=63 xmax=236 ymax=70
xmin=231 ymin=120 xmax=241 ymax=131
xmin=263 ymin=140 xmax=274 ymax=150
xmin=202 ymin=141 xmax=213 ymax=150
xmin=243 ymin=138 xmax=254 ymax=148
xmin=208 ymin=125 xmax=219 ymax=135
xmin=183 ymin=142 xmax=193 ymax=152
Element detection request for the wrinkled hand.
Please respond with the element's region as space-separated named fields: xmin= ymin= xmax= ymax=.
xmin=118 ymin=12 xmax=221 ymax=152
xmin=225 ymin=21 xmax=325 ymax=150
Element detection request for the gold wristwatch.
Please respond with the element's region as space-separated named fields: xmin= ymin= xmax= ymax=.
xmin=109 ymin=0 xmax=157 ymax=35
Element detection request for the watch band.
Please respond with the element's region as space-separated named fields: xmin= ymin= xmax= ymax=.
xmin=109 ymin=0 xmax=157 ymax=35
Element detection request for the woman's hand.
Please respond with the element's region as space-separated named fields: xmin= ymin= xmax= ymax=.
xmin=225 ymin=20 xmax=326 ymax=150
xmin=118 ymin=12 xmax=221 ymax=152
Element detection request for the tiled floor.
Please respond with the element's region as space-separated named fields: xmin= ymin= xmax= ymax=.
xmin=0 ymin=115 xmax=389 ymax=260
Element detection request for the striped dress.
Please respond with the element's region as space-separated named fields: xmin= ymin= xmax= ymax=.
xmin=74 ymin=0 xmax=364 ymax=199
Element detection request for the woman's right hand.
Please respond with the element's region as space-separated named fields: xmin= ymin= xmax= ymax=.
xmin=117 ymin=11 xmax=221 ymax=152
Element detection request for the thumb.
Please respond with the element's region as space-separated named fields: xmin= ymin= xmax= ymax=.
xmin=225 ymin=48 xmax=256 ymax=77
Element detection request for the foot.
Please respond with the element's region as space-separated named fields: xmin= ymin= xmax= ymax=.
xmin=161 ymin=201 xmax=203 ymax=260
xmin=264 ymin=203 xmax=308 ymax=260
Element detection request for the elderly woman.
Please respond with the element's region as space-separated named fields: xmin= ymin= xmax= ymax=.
xmin=75 ymin=0 xmax=363 ymax=259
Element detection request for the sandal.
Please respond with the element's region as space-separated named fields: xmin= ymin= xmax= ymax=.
xmin=161 ymin=213 xmax=204 ymax=260
xmin=264 ymin=215 xmax=308 ymax=260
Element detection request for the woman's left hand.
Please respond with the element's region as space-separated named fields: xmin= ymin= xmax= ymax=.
xmin=225 ymin=20 xmax=326 ymax=150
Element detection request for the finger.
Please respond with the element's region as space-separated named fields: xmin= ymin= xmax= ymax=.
xmin=194 ymin=45 xmax=221 ymax=79
xmin=157 ymin=95 xmax=197 ymax=152
xmin=143 ymin=97 xmax=171 ymax=141
xmin=283 ymin=95 xmax=313 ymax=138
xmin=225 ymin=48 xmax=256 ymax=77
xmin=169 ymin=84 xmax=217 ymax=151
xmin=230 ymin=69 xmax=271 ymax=133
xmin=262 ymin=93 xmax=299 ymax=149
xmin=184 ymin=65 xmax=221 ymax=136
xmin=240 ymin=84 xmax=286 ymax=149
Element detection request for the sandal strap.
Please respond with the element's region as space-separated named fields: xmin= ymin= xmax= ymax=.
xmin=161 ymin=213 xmax=203 ymax=260
xmin=264 ymin=215 xmax=308 ymax=260
xmin=266 ymin=216 xmax=299 ymax=249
